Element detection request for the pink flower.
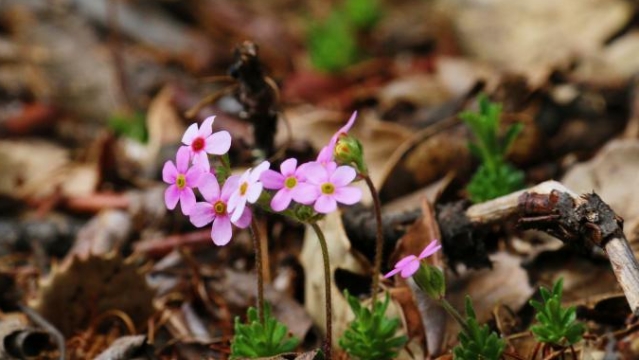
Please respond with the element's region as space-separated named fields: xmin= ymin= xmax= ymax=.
xmin=181 ymin=116 xmax=232 ymax=170
xmin=189 ymin=174 xmax=251 ymax=246
xmin=317 ymin=111 xmax=357 ymax=165
xmin=228 ymin=161 xmax=270 ymax=222
xmin=260 ymin=158 xmax=317 ymax=211
xmin=384 ymin=240 xmax=442 ymax=279
xmin=301 ymin=161 xmax=361 ymax=214
xmin=163 ymin=147 xmax=203 ymax=215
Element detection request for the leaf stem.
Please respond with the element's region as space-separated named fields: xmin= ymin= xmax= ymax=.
xmin=250 ymin=219 xmax=265 ymax=324
xmin=311 ymin=222 xmax=333 ymax=360
xmin=363 ymin=174 xmax=383 ymax=306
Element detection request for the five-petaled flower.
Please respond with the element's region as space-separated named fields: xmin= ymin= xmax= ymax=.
xmin=384 ymin=240 xmax=442 ymax=279
xmin=181 ymin=116 xmax=232 ymax=170
xmin=260 ymin=158 xmax=317 ymax=211
xmin=316 ymin=111 xmax=357 ymax=165
xmin=189 ymin=174 xmax=251 ymax=246
xmin=302 ymin=161 xmax=361 ymax=214
xmin=228 ymin=161 xmax=270 ymax=222
xmin=163 ymin=147 xmax=203 ymax=215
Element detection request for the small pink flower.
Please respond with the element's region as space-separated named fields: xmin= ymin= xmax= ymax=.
xmin=189 ymin=174 xmax=251 ymax=246
xmin=260 ymin=158 xmax=317 ymax=211
xmin=317 ymin=111 xmax=357 ymax=165
xmin=301 ymin=161 xmax=361 ymax=214
xmin=384 ymin=240 xmax=442 ymax=279
xmin=181 ymin=116 xmax=232 ymax=170
xmin=228 ymin=161 xmax=270 ymax=222
xmin=163 ymin=147 xmax=203 ymax=215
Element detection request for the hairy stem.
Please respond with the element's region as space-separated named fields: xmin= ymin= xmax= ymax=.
xmin=250 ymin=219 xmax=265 ymax=324
xmin=311 ymin=222 xmax=332 ymax=360
xmin=439 ymin=298 xmax=469 ymax=333
xmin=363 ymin=174 xmax=384 ymax=306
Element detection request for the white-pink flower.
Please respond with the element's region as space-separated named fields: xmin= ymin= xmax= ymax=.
xmin=316 ymin=111 xmax=357 ymax=165
xmin=300 ymin=161 xmax=361 ymax=214
xmin=228 ymin=161 xmax=270 ymax=222
xmin=260 ymin=158 xmax=316 ymax=211
xmin=384 ymin=240 xmax=441 ymax=279
xmin=189 ymin=174 xmax=251 ymax=246
xmin=162 ymin=147 xmax=203 ymax=215
xmin=181 ymin=116 xmax=232 ymax=170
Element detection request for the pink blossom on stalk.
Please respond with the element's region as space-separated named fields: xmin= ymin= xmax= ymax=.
xmin=316 ymin=111 xmax=357 ymax=165
xmin=383 ymin=240 xmax=442 ymax=279
xmin=181 ymin=116 xmax=232 ymax=170
xmin=301 ymin=161 xmax=362 ymax=214
xmin=260 ymin=158 xmax=317 ymax=211
xmin=189 ymin=174 xmax=251 ymax=246
xmin=228 ymin=161 xmax=270 ymax=222
xmin=163 ymin=147 xmax=203 ymax=215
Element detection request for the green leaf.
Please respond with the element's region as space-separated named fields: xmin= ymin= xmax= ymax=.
xmin=108 ymin=111 xmax=148 ymax=143
xmin=453 ymin=296 xmax=505 ymax=360
xmin=308 ymin=12 xmax=359 ymax=73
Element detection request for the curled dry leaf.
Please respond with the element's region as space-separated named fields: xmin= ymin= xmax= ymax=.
xmin=94 ymin=335 xmax=149 ymax=360
xmin=29 ymin=253 xmax=155 ymax=337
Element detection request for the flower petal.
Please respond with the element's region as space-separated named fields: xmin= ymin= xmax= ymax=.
xmin=179 ymin=187 xmax=196 ymax=215
xmin=291 ymin=183 xmax=319 ymax=205
xmin=249 ymin=161 xmax=270 ymax=182
xmin=383 ymin=267 xmax=402 ymax=279
xmin=185 ymin=166 xmax=203 ymax=188
xmin=316 ymin=145 xmax=333 ymax=164
xmin=340 ymin=111 xmax=357 ymax=134
xmin=189 ymin=203 xmax=215 ymax=227
xmin=314 ymin=195 xmax=337 ymax=214
xmin=198 ymin=173 xmax=220 ymax=202
xmin=233 ymin=206 xmax=252 ymax=229
xmin=330 ymin=166 xmax=356 ymax=186
xmin=162 ymin=161 xmax=177 ymax=184
xmin=333 ymin=186 xmax=361 ymax=205
xmin=246 ymin=182 xmax=262 ymax=203
xmin=394 ymin=255 xmax=418 ymax=269
xmin=221 ymin=175 xmax=240 ymax=201
xmin=419 ymin=240 xmax=442 ymax=259
xmin=260 ymin=170 xmax=284 ymax=190
xmin=211 ymin=216 xmax=233 ymax=246
xmin=175 ymin=147 xmax=191 ymax=173
xmin=300 ymin=162 xmax=328 ymax=185
xmin=205 ymin=130 xmax=231 ymax=155
xmin=230 ymin=199 xmax=246 ymax=223
xmin=191 ymin=151 xmax=209 ymax=170
xmin=164 ymin=185 xmax=180 ymax=210
xmin=270 ymin=189 xmax=293 ymax=212
xmin=199 ymin=116 xmax=215 ymax=138
xmin=280 ymin=158 xmax=297 ymax=176
xmin=399 ymin=261 xmax=420 ymax=278
xmin=182 ymin=123 xmax=199 ymax=145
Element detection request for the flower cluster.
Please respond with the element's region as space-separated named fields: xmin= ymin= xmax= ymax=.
xmin=162 ymin=113 xmax=363 ymax=245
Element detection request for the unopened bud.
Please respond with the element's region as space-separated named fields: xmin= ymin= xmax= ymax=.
xmin=413 ymin=264 xmax=446 ymax=299
xmin=334 ymin=135 xmax=367 ymax=174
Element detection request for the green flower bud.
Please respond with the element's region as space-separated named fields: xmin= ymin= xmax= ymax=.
xmin=413 ymin=264 xmax=446 ymax=299
xmin=334 ymin=135 xmax=367 ymax=174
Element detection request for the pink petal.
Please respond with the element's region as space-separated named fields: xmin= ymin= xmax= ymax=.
xmin=291 ymin=183 xmax=319 ymax=204
xmin=384 ymin=267 xmax=402 ymax=279
xmin=340 ymin=111 xmax=357 ymax=134
xmin=230 ymin=199 xmax=246 ymax=223
xmin=221 ymin=175 xmax=240 ymax=201
xmin=164 ymin=185 xmax=180 ymax=210
xmin=198 ymin=173 xmax=220 ymax=202
xmin=399 ymin=261 xmax=420 ymax=278
xmin=280 ymin=158 xmax=297 ymax=176
xmin=182 ymin=123 xmax=198 ymax=145
xmin=330 ymin=166 xmax=356 ymax=186
xmin=333 ymin=186 xmax=361 ymax=205
xmin=192 ymin=151 xmax=209 ymax=170
xmin=246 ymin=182 xmax=263 ymax=203
xmin=185 ymin=166 xmax=203 ymax=188
xmin=301 ymin=162 xmax=328 ymax=185
xmin=205 ymin=130 xmax=231 ymax=155
xmin=212 ymin=216 xmax=233 ymax=246
xmin=176 ymin=147 xmax=191 ymax=173
xmin=260 ymin=170 xmax=284 ymax=190
xmin=395 ymin=255 xmax=418 ymax=269
xmin=199 ymin=116 xmax=215 ymax=138
xmin=189 ymin=203 xmax=215 ymax=227
xmin=227 ymin=191 xmax=242 ymax=213
xmin=232 ymin=206 xmax=252 ymax=229
xmin=179 ymin=187 xmax=196 ymax=215
xmin=314 ymin=195 xmax=337 ymax=214
xmin=316 ymin=145 xmax=333 ymax=164
xmin=419 ymin=240 xmax=441 ymax=259
xmin=249 ymin=161 xmax=270 ymax=182
xmin=271 ymin=189 xmax=293 ymax=211
xmin=162 ymin=161 xmax=177 ymax=184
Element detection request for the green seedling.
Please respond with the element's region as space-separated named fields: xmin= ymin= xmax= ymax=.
xmin=452 ymin=296 xmax=506 ymax=360
xmin=108 ymin=111 xmax=148 ymax=143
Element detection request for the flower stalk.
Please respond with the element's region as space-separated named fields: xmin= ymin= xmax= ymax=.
xmin=250 ymin=219 xmax=265 ymax=324
xmin=311 ymin=222 xmax=333 ymax=359
xmin=362 ymin=174 xmax=384 ymax=306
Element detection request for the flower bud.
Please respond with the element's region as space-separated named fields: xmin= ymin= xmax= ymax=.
xmin=334 ymin=135 xmax=367 ymax=174
xmin=413 ymin=264 xmax=446 ymax=299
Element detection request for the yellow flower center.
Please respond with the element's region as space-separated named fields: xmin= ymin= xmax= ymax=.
xmin=321 ymin=183 xmax=335 ymax=195
xmin=284 ymin=176 xmax=297 ymax=189
xmin=213 ymin=200 xmax=226 ymax=215
xmin=176 ymin=174 xmax=186 ymax=189
xmin=239 ymin=182 xmax=248 ymax=196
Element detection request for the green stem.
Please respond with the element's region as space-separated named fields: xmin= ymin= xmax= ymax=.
xmin=311 ymin=222 xmax=332 ymax=360
xmin=440 ymin=298 xmax=469 ymax=333
xmin=363 ymin=174 xmax=384 ymax=307
xmin=250 ymin=219 xmax=265 ymax=324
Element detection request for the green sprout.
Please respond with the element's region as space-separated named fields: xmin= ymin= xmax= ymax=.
xmin=530 ymin=278 xmax=585 ymax=347
xmin=452 ymin=296 xmax=506 ymax=360
xmin=460 ymin=94 xmax=524 ymax=203
xmin=230 ymin=303 xmax=300 ymax=359
xmin=339 ymin=290 xmax=407 ymax=360
xmin=108 ymin=111 xmax=148 ymax=143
